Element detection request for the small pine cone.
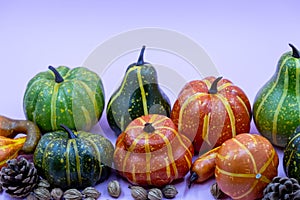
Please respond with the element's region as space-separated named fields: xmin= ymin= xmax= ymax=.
xmin=0 ymin=157 xmax=39 ymax=198
xmin=262 ymin=176 xmax=300 ymax=200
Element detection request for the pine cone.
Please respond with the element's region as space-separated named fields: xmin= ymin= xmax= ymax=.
xmin=262 ymin=176 xmax=300 ymax=200
xmin=0 ymin=157 xmax=39 ymax=198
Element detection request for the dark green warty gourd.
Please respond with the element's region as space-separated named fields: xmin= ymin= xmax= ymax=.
xmin=33 ymin=125 xmax=114 ymax=189
xmin=106 ymin=46 xmax=171 ymax=135
xmin=284 ymin=125 xmax=300 ymax=182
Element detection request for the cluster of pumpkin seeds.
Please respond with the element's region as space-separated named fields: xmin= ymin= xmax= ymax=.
xmin=26 ymin=178 xmax=101 ymax=200
xmin=128 ymin=184 xmax=178 ymax=200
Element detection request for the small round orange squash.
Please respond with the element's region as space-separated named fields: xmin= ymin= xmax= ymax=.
xmin=113 ymin=114 xmax=194 ymax=187
xmin=215 ymin=133 xmax=278 ymax=200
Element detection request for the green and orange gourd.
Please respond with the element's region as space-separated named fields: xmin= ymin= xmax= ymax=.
xmin=253 ymin=44 xmax=300 ymax=147
xmin=0 ymin=115 xmax=41 ymax=169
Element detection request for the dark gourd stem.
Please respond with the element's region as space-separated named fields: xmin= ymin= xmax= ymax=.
xmin=289 ymin=43 xmax=300 ymax=58
xmin=136 ymin=46 xmax=146 ymax=66
xmin=60 ymin=124 xmax=77 ymax=139
xmin=209 ymin=77 xmax=223 ymax=94
xmin=143 ymin=122 xmax=155 ymax=133
xmin=188 ymin=172 xmax=198 ymax=188
xmin=48 ymin=66 xmax=64 ymax=83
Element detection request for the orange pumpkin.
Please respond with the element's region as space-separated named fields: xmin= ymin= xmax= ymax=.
xmin=113 ymin=114 xmax=194 ymax=187
xmin=171 ymin=76 xmax=251 ymax=153
xmin=215 ymin=134 xmax=278 ymax=200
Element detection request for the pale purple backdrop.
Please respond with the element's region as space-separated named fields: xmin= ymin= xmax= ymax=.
xmin=1 ymin=1 xmax=299 ymax=199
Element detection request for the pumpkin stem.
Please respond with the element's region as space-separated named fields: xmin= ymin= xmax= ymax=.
xmin=188 ymin=172 xmax=198 ymax=188
xmin=60 ymin=124 xmax=77 ymax=139
xmin=143 ymin=122 xmax=155 ymax=133
xmin=289 ymin=43 xmax=300 ymax=58
xmin=48 ymin=66 xmax=64 ymax=83
xmin=208 ymin=77 xmax=223 ymax=94
xmin=136 ymin=46 xmax=146 ymax=66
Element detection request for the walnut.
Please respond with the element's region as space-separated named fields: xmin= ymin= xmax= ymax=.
xmin=50 ymin=188 xmax=63 ymax=200
xmin=82 ymin=187 xmax=101 ymax=199
xmin=63 ymin=188 xmax=83 ymax=200
xmin=33 ymin=187 xmax=51 ymax=200
xmin=162 ymin=185 xmax=178 ymax=199
xmin=107 ymin=180 xmax=121 ymax=198
xmin=148 ymin=188 xmax=163 ymax=200
xmin=128 ymin=185 xmax=148 ymax=200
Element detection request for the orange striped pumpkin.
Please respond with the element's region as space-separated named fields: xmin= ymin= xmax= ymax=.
xmin=215 ymin=133 xmax=278 ymax=200
xmin=113 ymin=114 xmax=194 ymax=187
xmin=171 ymin=76 xmax=251 ymax=153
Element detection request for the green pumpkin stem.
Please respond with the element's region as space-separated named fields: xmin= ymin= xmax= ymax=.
xmin=136 ymin=46 xmax=146 ymax=66
xmin=48 ymin=66 xmax=64 ymax=83
xmin=188 ymin=172 xmax=198 ymax=188
xmin=143 ymin=122 xmax=155 ymax=133
xmin=208 ymin=77 xmax=223 ymax=94
xmin=60 ymin=124 xmax=77 ymax=139
xmin=289 ymin=43 xmax=300 ymax=58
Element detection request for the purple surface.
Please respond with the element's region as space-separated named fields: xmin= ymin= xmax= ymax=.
xmin=0 ymin=1 xmax=299 ymax=199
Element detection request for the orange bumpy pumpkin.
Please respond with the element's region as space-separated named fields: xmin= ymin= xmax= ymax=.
xmin=171 ymin=76 xmax=251 ymax=153
xmin=113 ymin=114 xmax=194 ymax=187
xmin=215 ymin=134 xmax=278 ymax=200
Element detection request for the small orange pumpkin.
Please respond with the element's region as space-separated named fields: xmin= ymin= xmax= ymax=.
xmin=113 ymin=114 xmax=194 ymax=187
xmin=215 ymin=134 xmax=278 ymax=200
xmin=171 ymin=76 xmax=251 ymax=153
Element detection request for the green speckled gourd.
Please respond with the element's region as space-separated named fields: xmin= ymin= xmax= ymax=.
xmin=33 ymin=125 xmax=114 ymax=189
xmin=283 ymin=125 xmax=300 ymax=182
xmin=253 ymin=44 xmax=300 ymax=147
xmin=23 ymin=66 xmax=105 ymax=133
xmin=106 ymin=46 xmax=171 ymax=135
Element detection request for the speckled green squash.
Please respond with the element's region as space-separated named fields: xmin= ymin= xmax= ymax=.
xmin=106 ymin=46 xmax=171 ymax=135
xmin=33 ymin=125 xmax=114 ymax=189
xmin=253 ymin=44 xmax=300 ymax=147
xmin=23 ymin=66 xmax=105 ymax=133
xmin=284 ymin=125 xmax=300 ymax=182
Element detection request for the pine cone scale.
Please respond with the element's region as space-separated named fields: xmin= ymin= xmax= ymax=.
xmin=262 ymin=176 xmax=300 ymax=200
xmin=0 ymin=157 xmax=39 ymax=198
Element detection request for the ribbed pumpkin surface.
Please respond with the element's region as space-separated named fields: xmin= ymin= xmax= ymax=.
xmin=113 ymin=114 xmax=194 ymax=187
xmin=23 ymin=66 xmax=105 ymax=133
xmin=34 ymin=130 xmax=114 ymax=189
xmin=283 ymin=126 xmax=300 ymax=182
xmin=215 ymin=134 xmax=278 ymax=200
xmin=171 ymin=76 xmax=251 ymax=153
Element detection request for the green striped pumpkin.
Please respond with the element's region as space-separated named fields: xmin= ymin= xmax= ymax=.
xmin=283 ymin=125 xmax=300 ymax=182
xmin=33 ymin=125 xmax=114 ymax=189
xmin=107 ymin=46 xmax=171 ymax=135
xmin=253 ymin=44 xmax=300 ymax=147
xmin=23 ymin=66 xmax=105 ymax=133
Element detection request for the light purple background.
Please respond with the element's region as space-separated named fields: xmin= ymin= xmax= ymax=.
xmin=1 ymin=1 xmax=300 ymax=199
